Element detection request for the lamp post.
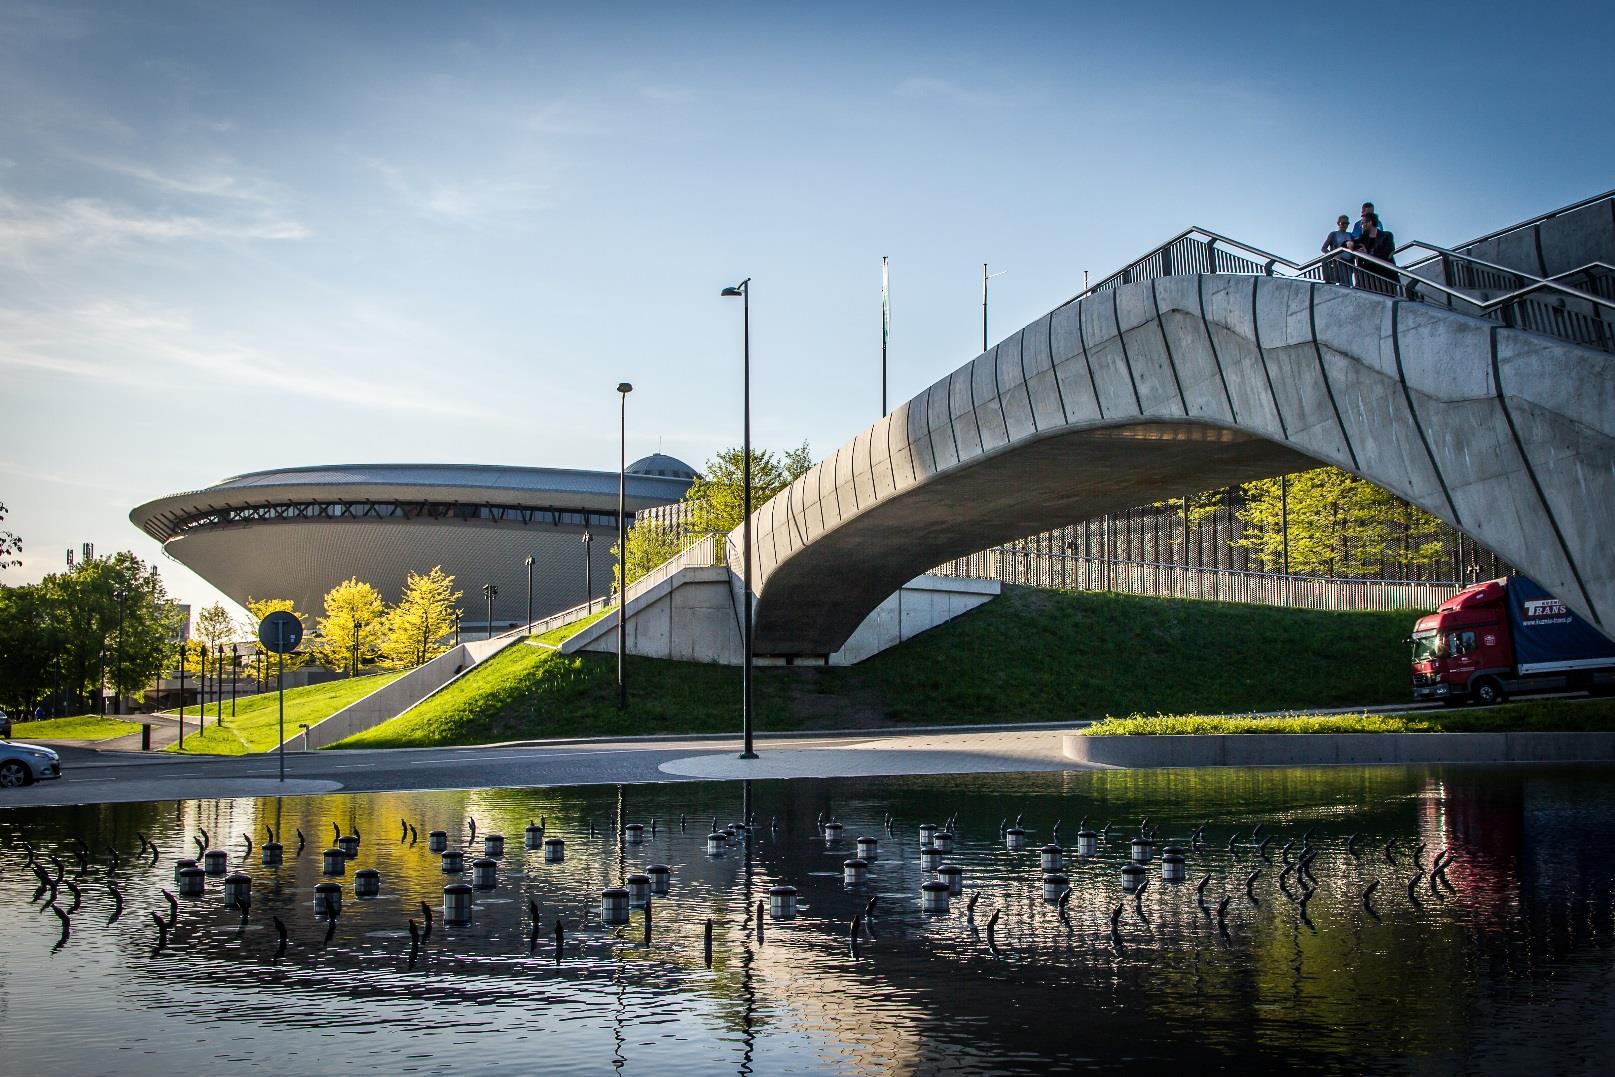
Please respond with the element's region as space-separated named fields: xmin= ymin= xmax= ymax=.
xmin=524 ymin=555 xmax=535 ymax=633
xmin=350 ymin=620 xmax=365 ymax=678
xmin=453 ymin=609 xmax=462 ymax=647
xmin=112 ymin=588 xmax=127 ymax=716
xmin=482 ymin=583 xmax=499 ymax=640
xmin=616 ymin=382 xmax=633 ymax=709
xmin=581 ymin=530 xmax=593 ymax=606
xmin=176 ymin=643 xmax=186 ymax=747
xmin=721 ymin=278 xmax=758 ymax=759
xmin=216 ymin=642 xmax=225 ymax=727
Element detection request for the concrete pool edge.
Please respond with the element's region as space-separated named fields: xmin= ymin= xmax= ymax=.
xmin=1061 ymin=731 xmax=1615 ymax=768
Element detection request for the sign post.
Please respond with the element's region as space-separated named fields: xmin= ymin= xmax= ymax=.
xmin=258 ymin=611 xmax=303 ymax=783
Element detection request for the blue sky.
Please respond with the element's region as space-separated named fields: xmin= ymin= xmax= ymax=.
xmin=3 ymin=0 xmax=1611 ymax=615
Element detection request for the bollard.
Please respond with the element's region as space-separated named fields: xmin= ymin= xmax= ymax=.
xmin=483 ymin=834 xmax=505 ymax=859
xmin=769 ymin=885 xmax=799 ymax=920
xmin=625 ymin=873 xmax=651 ymax=907
xmin=938 ymin=862 xmax=964 ymax=897
xmin=600 ymin=887 xmax=631 ymax=926
xmin=1043 ymin=872 xmax=1070 ymax=902
xmin=856 ymin=836 xmax=879 ymax=861
xmin=524 ymin=822 xmax=545 ymax=850
xmin=920 ymin=846 xmax=945 ymax=873
xmin=823 ymin=821 xmax=844 ymax=843
xmin=1005 ymin=826 xmax=1027 ymax=852
xmin=174 ymin=858 xmax=198 ymax=883
xmin=314 ymin=881 xmax=342 ymax=917
xmin=1121 ymin=863 xmax=1147 ymax=893
xmin=177 ymin=866 xmax=207 ymax=897
xmin=322 ymin=849 xmax=346 ymax=876
xmin=706 ymin=831 xmax=726 ymax=856
xmin=222 ymin=871 xmax=252 ymax=909
xmin=141 ymin=723 xmax=152 ymax=751
xmin=624 ymin=823 xmax=645 ymax=845
xmin=203 ymin=849 xmax=229 ymax=876
xmin=261 ymin=842 xmax=283 ymax=867
xmin=1041 ymin=844 xmax=1064 ymax=873
xmin=919 ymin=823 xmax=938 ymax=848
xmin=336 ymin=834 xmax=359 ymax=859
xmin=933 ymin=831 xmax=955 ymax=854
xmin=704 ymin=918 xmax=713 ymax=967
xmin=1076 ymin=829 xmax=1098 ymax=858
xmin=843 ymin=858 xmax=869 ymax=888
xmin=543 ymin=837 xmax=565 ymax=863
xmin=355 ymin=868 xmax=381 ymax=898
xmin=1161 ymin=847 xmax=1187 ymax=883
xmin=471 ymin=858 xmax=497 ymax=890
xmin=443 ymin=883 xmax=473 ymax=926
xmin=921 ymin=880 xmax=951 ymax=914
xmin=428 ymin=831 xmax=448 ymax=853
xmin=648 ymin=863 xmax=672 ymax=896
xmin=1130 ymin=836 xmax=1156 ymax=864
xmin=441 ymin=849 xmax=465 ymax=874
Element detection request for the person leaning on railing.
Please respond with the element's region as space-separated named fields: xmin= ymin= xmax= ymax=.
xmin=1349 ymin=215 xmax=1398 ymax=295
xmin=1321 ymin=214 xmax=1353 ymax=285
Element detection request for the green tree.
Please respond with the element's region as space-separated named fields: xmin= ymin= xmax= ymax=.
xmin=381 ymin=566 xmax=461 ymax=668
xmin=314 ymin=578 xmax=387 ymax=675
xmin=0 ymin=500 xmax=21 ymax=570
xmin=613 ymin=518 xmax=690 ymax=590
xmin=682 ymin=442 xmax=813 ymax=535
xmin=0 ymin=584 xmax=55 ymax=714
xmin=1233 ymin=467 xmax=1449 ymax=577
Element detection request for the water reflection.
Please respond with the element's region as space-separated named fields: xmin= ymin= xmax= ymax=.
xmin=2 ymin=765 xmax=1614 ymax=1074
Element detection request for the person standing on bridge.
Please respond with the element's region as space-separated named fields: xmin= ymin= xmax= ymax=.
xmin=1352 ymin=215 xmax=1398 ymax=295
xmin=1351 ymin=201 xmax=1386 ymax=241
xmin=1322 ymin=214 xmax=1354 ymax=284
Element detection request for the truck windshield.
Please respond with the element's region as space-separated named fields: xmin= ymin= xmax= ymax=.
xmin=1411 ymin=631 xmax=1443 ymax=661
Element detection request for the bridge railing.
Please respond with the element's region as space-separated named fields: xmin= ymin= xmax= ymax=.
xmin=525 ymin=532 xmax=727 ymax=638
xmin=932 ymin=552 xmax=1459 ymax=613
xmin=1065 ymin=225 xmax=1615 ymax=353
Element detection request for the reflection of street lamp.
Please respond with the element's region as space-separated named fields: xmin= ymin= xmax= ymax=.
xmin=482 ymin=583 xmax=499 ymax=640
xmin=524 ymin=555 xmax=535 ymax=633
xmin=616 ymin=382 xmax=633 ymax=709
xmin=720 ymin=279 xmax=757 ymax=759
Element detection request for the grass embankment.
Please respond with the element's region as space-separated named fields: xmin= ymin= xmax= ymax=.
xmin=532 ymin=609 xmax=609 ymax=647
xmin=166 ymin=672 xmax=404 ymax=755
xmin=1085 ymin=697 xmax=1615 ymax=736
xmin=10 ymin=714 xmax=142 ymax=742
xmin=332 ymin=587 xmax=1419 ymax=749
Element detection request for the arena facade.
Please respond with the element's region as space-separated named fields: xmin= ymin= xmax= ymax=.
xmin=130 ymin=457 xmax=697 ymax=631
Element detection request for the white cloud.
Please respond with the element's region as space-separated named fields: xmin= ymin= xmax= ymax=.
xmin=77 ymin=155 xmax=279 ymax=203
xmin=367 ymin=159 xmax=549 ymax=222
xmin=0 ymin=192 xmax=311 ymax=257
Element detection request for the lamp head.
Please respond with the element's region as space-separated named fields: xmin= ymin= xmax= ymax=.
xmin=721 ymin=278 xmax=749 ymax=297
xmin=617 ymin=382 xmax=633 ymax=394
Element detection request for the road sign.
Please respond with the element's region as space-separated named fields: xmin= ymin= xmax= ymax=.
xmin=258 ymin=611 xmax=302 ymax=654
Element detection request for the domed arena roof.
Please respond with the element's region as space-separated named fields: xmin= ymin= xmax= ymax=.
xmin=626 ymin=453 xmax=699 ymax=481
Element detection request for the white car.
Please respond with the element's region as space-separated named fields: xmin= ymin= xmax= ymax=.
xmin=0 ymin=741 xmax=62 ymax=788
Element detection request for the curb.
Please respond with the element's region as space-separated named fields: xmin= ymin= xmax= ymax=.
xmin=1062 ymin=730 xmax=1615 ymax=768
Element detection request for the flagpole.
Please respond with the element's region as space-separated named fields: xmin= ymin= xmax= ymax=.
xmin=881 ymin=255 xmax=890 ymax=416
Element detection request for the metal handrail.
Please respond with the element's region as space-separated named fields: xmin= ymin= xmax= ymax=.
xmin=1422 ymin=187 xmax=1615 ymax=258
xmin=1058 ymin=225 xmax=1615 ymax=353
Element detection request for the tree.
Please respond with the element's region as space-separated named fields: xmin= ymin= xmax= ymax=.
xmin=682 ymin=442 xmax=813 ymax=535
xmin=313 ymin=578 xmax=387 ymax=675
xmin=0 ymin=584 xmax=55 ymax=715
xmin=381 ymin=566 xmax=461 ymax=668
xmin=1233 ymin=467 xmax=1449 ymax=578
xmin=614 ymin=518 xmax=690 ymax=590
xmin=0 ymin=501 xmax=20 ymax=570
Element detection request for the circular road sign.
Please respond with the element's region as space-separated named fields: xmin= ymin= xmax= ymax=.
xmin=258 ymin=611 xmax=303 ymax=654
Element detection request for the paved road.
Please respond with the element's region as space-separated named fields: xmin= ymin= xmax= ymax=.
xmin=0 ymin=723 xmax=1093 ymax=808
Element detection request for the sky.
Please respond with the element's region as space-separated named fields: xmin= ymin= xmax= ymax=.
xmin=3 ymin=0 xmax=1612 ymax=619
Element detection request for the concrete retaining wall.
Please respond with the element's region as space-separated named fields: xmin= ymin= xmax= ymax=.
xmin=1062 ymin=730 xmax=1615 ymax=768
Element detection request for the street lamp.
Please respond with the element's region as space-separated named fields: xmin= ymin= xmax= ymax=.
xmin=616 ymin=382 xmax=633 ymax=709
xmin=721 ymin=278 xmax=758 ymax=759
xmin=524 ymin=555 xmax=535 ymax=633
xmin=581 ymin=530 xmax=593 ymax=606
xmin=112 ymin=588 xmax=127 ymax=716
xmin=482 ymin=583 xmax=499 ymax=640
xmin=350 ymin=619 xmax=365 ymax=678
xmin=453 ymin=609 xmax=462 ymax=647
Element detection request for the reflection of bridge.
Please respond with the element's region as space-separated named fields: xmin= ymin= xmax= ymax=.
xmin=734 ymin=192 xmax=1615 ymax=659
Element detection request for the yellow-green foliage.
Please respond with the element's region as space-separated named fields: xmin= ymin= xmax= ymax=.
xmin=1084 ymin=698 xmax=1615 ymax=736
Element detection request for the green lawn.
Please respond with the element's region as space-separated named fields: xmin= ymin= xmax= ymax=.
xmin=10 ymin=714 xmax=143 ymax=742
xmin=166 ymin=672 xmax=404 ymax=755
xmin=1084 ymin=697 xmax=1615 ymax=736
xmin=531 ymin=608 xmax=610 ymax=647
xmin=332 ymin=586 xmax=1427 ymax=749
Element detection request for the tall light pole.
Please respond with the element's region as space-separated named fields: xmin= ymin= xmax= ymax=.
xmin=982 ymin=264 xmax=1006 ymax=352
xmin=350 ymin=620 xmax=364 ymax=678
xmin=112 ymin=588 xmax=127 ymax=716
xmin=881 ymin=256 xmax=890 ymax=416
xmin=721 ymin=279 xmax=757 ymax=759
xmin=616 ymin=382 xmax=633 ymax=709
xmin=482 ymin=583 xmax=499 ymax=640
xmin=524 ymin=555 xmax=535 ymax=632
xmin=581 ymin=530 xmax=593 ymax=605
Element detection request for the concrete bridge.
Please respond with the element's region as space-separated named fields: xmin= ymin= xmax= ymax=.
xmin=733 ymin=260 xmax=1615 ymax=658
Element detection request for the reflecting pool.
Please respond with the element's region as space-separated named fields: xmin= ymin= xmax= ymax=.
xmin=3 ymin=764 xmax=1614 ymax=1074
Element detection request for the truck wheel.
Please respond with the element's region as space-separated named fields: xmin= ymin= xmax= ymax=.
xmin=1472 ymin=678 xmax=1504 ymax=706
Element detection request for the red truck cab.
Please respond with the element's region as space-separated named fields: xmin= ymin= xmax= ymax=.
xmin=1411 ymin=581 xmax=1514 ymax=704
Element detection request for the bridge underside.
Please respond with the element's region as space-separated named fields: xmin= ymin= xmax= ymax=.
xmin=753 ymin=421 xmax=1312 ymax=656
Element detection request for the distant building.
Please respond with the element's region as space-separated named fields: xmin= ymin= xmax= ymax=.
xmin=131 ymin=458 xmax=696 ymax=630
